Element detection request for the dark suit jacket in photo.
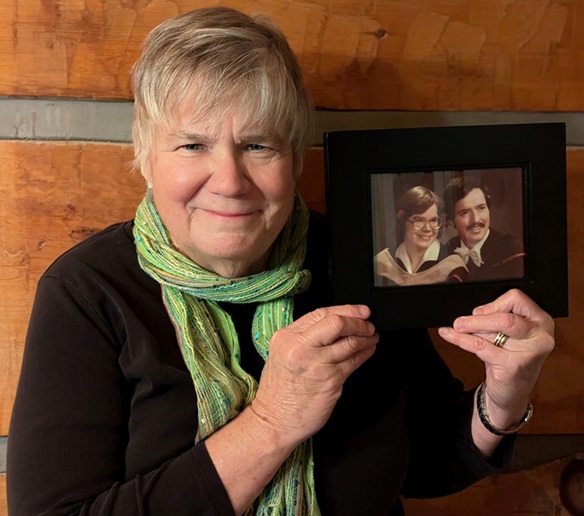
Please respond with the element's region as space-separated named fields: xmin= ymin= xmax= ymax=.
xmin=446 ymin=228 xmax=526 ymax=281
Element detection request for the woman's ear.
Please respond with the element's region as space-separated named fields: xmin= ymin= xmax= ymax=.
xmin=293 ymin=155 xmax=304 ymax=181
xmin=140 ymin=157 xmax=153 ymax=187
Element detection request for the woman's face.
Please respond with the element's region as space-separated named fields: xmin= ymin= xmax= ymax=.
xmin=142 ymin=102 xmax=296 ymax=279
xmin=403 ymin=203 xmax=440 ymax=254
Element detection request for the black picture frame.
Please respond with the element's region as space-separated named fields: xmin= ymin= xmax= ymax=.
xmin=325 ymin=123 xmax=568 ymax=330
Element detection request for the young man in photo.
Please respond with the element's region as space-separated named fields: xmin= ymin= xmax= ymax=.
xmin=443 ymin=176 xmax=526 ymax=281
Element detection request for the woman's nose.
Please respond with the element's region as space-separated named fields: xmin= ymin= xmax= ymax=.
xmin=207 ymin=152 xmax=249 ymax=196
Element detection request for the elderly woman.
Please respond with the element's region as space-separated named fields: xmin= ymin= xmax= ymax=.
xmin=8 ymin=7 xmax=554 ymax=516
xmin=375 ymin=186 xmax=467 ymax=286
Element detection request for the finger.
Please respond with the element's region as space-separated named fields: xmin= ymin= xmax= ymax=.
xmin=300 ymin=313 xmax=376 ymax=349
xmin=451 ymin=311 xmax=532 ymax=339
xmin=452 ymin=308 xmax=553 ymax=352
xmin=334 ymin=343 xmax=378 ymax=377
xmin=324 ymin=333 xmax=380 ymax=363
xmin=472 ymin=289 xmax=553 ymax=328
xmin=438 ymin=326 xmax=503 ymax=360
xmin=440 ymin=314 xmax=553 ymax=357
xmin=290 ymin=305 xmax=372 ymax=332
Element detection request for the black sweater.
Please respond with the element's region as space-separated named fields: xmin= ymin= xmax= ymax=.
xmin=7 ymin=214 xmax=511 ymax=515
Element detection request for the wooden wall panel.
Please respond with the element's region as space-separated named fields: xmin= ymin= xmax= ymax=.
xmin=0 ymin=141 xmax=144 ymax=435
xmin=0 ymin=475 xmax=5 ymax=516
xmin=0 ymin=140 xmax=326 ymax=435
xmin=2 ymin=0 xmax=584 ymax=111
xmin=0 ymin=139 xmax=583 ymax=515
xmin=1 ymin=141 xmax=583 ymax=436
xmin=402 ymin=455 xmax=582 ymax=515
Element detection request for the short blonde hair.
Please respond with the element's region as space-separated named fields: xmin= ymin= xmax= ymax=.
xmin=131 ymin=6 xmax=314 ymax=176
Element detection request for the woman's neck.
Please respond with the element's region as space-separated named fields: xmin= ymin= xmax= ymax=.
xmin=405 ymin=244 xmax=426 ymax=273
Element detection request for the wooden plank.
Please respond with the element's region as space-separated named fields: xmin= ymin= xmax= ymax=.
xmin=0 ymin=141 xmax=326 ymax=434
xmin=1 ymin=142 xmax=584 ymax=437
xmin=402 ymin=454 xmax=582 ymax=515
xmin=0 ymin=141 xmax=144 ymax=435
xmin=0 ymin=475 xmax=5 ymax=516
xmin=2 ymin=1 xmax=584 ymax=110
xmin=0 ymin=140 xmax=583 ymax=514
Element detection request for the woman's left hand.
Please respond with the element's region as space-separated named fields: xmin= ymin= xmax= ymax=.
xmin=438 ymin=288 xmax=554 ymax=427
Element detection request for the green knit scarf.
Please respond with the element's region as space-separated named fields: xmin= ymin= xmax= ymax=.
xmin=133 ymin=192 xmax=319 ymax=515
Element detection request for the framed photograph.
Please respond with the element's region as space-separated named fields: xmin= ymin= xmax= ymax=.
xmin=325 ymin=123 xmax=568 ymax=330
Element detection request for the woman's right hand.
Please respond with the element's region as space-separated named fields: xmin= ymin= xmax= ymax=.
xmin=205 ymin=304 xmax=378 ymax=513
xmin=250 ymin=304 xmax=379 ymax=447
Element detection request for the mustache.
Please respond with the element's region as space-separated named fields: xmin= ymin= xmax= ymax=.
xmin=465 ymin=222 xmax=486 ymax=231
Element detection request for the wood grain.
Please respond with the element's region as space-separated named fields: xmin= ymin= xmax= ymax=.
xmin=402 ymin=454 xmax=582 ymax=516
xmin=2 ymin=141 xmax=584 ymax=436
xmin=0 ymin=141 xmax=144 ymax=435
xmin=2 ymin=0 xmax=584 ymax=110
xmin=0 ymin=475 xmax=5 ymax=516
xmin=0 ymin=138 xmax=583 ymax=516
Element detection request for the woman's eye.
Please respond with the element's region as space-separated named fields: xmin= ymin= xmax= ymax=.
xmin=182 ymin=143 xmax=203 ymax=151
xmin=246 ymin=144 xmax=268 ymax=151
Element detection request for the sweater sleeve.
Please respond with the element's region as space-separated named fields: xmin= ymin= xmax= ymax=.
xmin=399 ymin=329 xmax=515 ymax=499
xmin=7 ymin=274 xmax=235 ymax=516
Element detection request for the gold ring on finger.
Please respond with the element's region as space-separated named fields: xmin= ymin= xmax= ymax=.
xmin=493 ymin=331 xmax=509 ymax=348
